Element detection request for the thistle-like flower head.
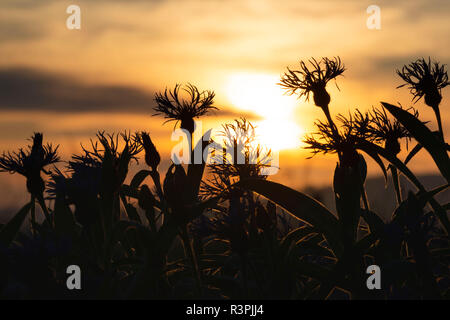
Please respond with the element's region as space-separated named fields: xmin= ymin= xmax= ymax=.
xmin=280 ymin=57 xmax=345 ymax=108
xmin=0 ymin=133 xmax=59 ymax=195
xmin=153 ymin=83 xmax=216 ymax=134
xmin=368 ymin=106 xmax=416 ymax=155
xmin=201 ymin=119 xmax=272 ymax=199
xmin=304 ymin=111 xmax=370 ymax=167
xmin=397 ymin=57 xmax=449 ymax=107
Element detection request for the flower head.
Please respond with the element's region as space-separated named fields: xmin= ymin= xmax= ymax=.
xmin=397 ymin=57 xmax=449 ymax=107
xmin=47 ymin=151 xmax=102 ymax=201
xmin=0 ymin=133 xmax=59 ymax=195
xmin=80 ymin=131 xmax=142 ymax=195
xmin=304 ymin=111 xmax=370 ymax=168
xmin=201 ymin=118 xmax=272 ymax=199
xmin=153 ymin=83 xmax=216 ymax=134
xmin=280 ymin=57 xmax=345 ymax=108
xmin=368 ymin=106 xmax=416 ymax=155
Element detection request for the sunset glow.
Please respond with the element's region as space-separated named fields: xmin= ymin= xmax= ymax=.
xmin=226 ymin=73 xmax=302 ymax=150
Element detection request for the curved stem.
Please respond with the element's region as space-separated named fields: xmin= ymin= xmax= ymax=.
xmin=432 ymin=104 xmax=444 ymax=142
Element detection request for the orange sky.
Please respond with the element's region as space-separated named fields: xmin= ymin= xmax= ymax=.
xmin=0 ymin=0 xmax=449 ymax=210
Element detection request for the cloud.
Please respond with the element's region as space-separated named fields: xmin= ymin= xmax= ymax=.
xmin=0 ymin=67 xmax=260 ymax=119
xmin=0 ymin=67 xmax=155 ymax=112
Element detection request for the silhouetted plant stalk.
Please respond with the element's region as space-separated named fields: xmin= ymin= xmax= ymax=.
xmin=0 ymin=133 xmax=59 ymax=232
xmin=152 ymin=84 xmax=219 ymax=296
xmin=397 ymin=57 xmax=449 ymax=141
xmin=280 ymin=57 xmax=345 ymax=154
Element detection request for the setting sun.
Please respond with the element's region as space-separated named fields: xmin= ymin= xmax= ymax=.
xmin=225 ymin=73 xmax=303 ymax=150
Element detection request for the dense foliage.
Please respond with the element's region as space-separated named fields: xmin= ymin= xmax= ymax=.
xmin=0 ymin=57 xmax=448 ymax=299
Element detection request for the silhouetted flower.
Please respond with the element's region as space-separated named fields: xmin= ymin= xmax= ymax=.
xmin=397 ymin=58 xmax=449 ymax=138
xmin=368 ymin=106 xmax=416 ymax=155
xmin=397 ymin=57 xmax=449 ymax=107
xmin=153 ymin=84 xmax=216 ymax=134
xmin=47 ymin=152 xmax=102 ymax=201
xmin=304 ymin=111 xmax=370 ymax=167
xmin=80 ymin=131 xmax=142 ymax=195
xmin=47 ymin=152 xmax=103 ymax=227
xmin=280 ymin=57 xmax=345 ymax=109
xmin=140 ymin=132 xmax=160 ymax=172
xmin=201 ymin=119 xmax=272 ymax=199
xmin=0 ymin=133 xmax=59 ymax=196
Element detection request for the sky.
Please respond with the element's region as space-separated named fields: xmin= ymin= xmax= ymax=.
xmin=0 ymin=0 xmax=449 ymax=211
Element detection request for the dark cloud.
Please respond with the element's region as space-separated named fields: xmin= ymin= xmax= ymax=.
xmin=0 ymin=67 xmax=155 ymax=113
xmin=370 ymin=54 xmax=450 ymax=73
xmin=0 ymin=19 xmax=45 ymax=42
xmin=0 ymin=67 xmax=260 ymax=119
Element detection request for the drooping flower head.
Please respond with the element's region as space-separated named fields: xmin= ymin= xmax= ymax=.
xmin=280 ymin=57 xmax=345 ymax=109
xmin=153 ymin=83 xmax=217 ymax=134
xmin=0 ymin=133 xmax=59 ymax=196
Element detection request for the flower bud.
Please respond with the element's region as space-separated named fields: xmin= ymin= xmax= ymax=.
xmin=141 ymin=132 xmax=160 ymax=171
xmin=424 ymin=87 xmax=442 ymax=108
xmin=385 ymin=136 xmax=401 ymax=155
xmin=181 ymin=117 xmax=195 ymax=135
xmin=163 ymin=164 xmax=188 ymax=206
xmin=313 ymin=86 xmax=331 ymax=108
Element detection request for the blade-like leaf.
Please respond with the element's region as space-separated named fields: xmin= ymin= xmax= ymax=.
xmin=382 ymin=102 xmax=450 ymax=182
xmin=405 ymin=142 xmax=423 ymax=164
xmin=0 ymin=202 xmax=32 ymax=246
xmin=187 ymin=129 xmax=212 ymax=199
xmin=238 ymin=179 xmax=343 ymax=257
xmin=130 ymin=170 xmax=152 ymax=190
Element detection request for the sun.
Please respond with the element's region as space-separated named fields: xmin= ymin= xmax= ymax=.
xmin=225 ymin=73 xmax=302 ymax=151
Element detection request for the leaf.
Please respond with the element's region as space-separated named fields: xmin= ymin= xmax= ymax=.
xmin=359 ymin=140 xmax=424 ymax=191
xmin=237 ymin=179 xmax=343 ymax=257
xmin=390 ymin=165 xmax=402 ymax=204
xmin=121 ymin=184 xmax=139 ymax=199
xmin=405 ymin=142 xmax=422 ymax=164
xmin=187 ymin=129 xmax=212 ymax=199
xmin=358 ymin=140 xmax=450 ymax=233
xmin=124 ymin=203 xmax=142 ymax=223
xmin=358 ymin=144 xmax=388 ymax=183
xmin=130 ymin=170 xmax=152 ymax=190
xmin=0 ymin=202 xmax=32 ymax=247
xmin=281 ymin=226 xmax=316 ymax=248
xmin=416 ymin=184 xmax=450 ymax=207
xmin=382 ymin=102 xmax=450 ymax=182
xmin=360 ymin=209 xmax=385 ymax=234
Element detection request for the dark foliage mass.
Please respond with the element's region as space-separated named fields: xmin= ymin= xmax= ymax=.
xmin=0 ymin=59 xmax=448 ymax=300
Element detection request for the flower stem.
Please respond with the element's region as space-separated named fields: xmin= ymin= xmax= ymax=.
xmin=432 ymin=104 xmax=444 ymax=142
xmin=30 ymin=194 xmax=36 ymax=235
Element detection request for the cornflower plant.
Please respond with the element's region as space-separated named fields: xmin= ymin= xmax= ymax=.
xmin=397 ymin=57 xmax=449 ymax=140
xmin=0 ymin=133 xmax=59 ymax=230
xmin=280 ymin=57 xmax=345 ymax=147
